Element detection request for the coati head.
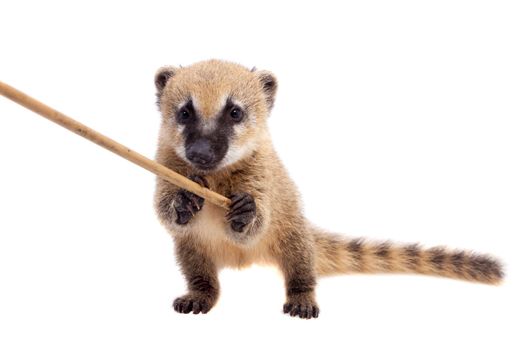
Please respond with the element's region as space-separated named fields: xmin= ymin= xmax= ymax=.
xmin=155 ymin=59 xmax=277 ymax=172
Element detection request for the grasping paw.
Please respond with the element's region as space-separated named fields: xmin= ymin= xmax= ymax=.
xmin=173 ymin=293 xmax=213 ymax=315
xmin=226 ymin=192 xmax=256 ymax=232
xmin=174 ymin=175 xmax=208 ymax=225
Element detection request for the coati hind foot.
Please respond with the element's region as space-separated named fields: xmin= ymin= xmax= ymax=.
xmin=283 ymin=292 xmax=320 ymax=319
xmin=281 ymin=249 xmax=319 ymax=319
xmin=173 ymin=291 xmax=218 ymax=314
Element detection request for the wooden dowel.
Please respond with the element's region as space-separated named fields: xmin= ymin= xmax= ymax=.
xmin=0 ymin=81 xmax=232 ymax=209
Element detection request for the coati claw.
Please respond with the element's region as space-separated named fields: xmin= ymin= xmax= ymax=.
xmin=226 ymin=192 xmax=256 ymax=232
xmin=191 ymin=198 xmax=201 ymax=211
xmin=185 ymin=203 xmax=195 ymax=216
xmin=174 ymin=175 xmax=208 ymax=225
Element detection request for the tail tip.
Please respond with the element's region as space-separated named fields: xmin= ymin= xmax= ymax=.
xmin=470 ymin=253 xmax=504 ymax=285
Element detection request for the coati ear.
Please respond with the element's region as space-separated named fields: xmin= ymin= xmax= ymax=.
xmin=155 ymin=66 xmax=177 ymax=93
xmin=256 ymin=70 xmax=278 ymax=109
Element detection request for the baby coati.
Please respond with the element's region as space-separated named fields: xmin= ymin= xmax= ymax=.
xmin=153 ymin=59 xmax=503 ymax=319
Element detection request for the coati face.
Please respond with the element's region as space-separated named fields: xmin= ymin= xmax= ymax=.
xmin=155 ymin=60 xmax=277 ymax=172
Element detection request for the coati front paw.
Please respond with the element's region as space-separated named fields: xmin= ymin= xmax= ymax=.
xmin=174 ymin=175 xmax=208 ymax=225
xmin=226 ymin=192 xmax=256 ymax=233
xmin=283 ymin=293 xmax=320 ymax=319
xmin=173 ymin=292 xmax=216 ymax=314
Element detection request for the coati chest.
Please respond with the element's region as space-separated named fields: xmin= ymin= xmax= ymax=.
xmin=176 ymin=202 xmax=274 ymax=269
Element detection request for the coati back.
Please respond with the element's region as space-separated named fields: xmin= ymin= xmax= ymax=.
xmin=153 ymin=59 xmax=503 ymax=319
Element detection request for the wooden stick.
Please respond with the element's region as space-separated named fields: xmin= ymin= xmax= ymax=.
xmin=0 ymin=80 xmax=232 ymax=209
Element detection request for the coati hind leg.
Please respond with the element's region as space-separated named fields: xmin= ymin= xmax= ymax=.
xmin=277 ymin=233 xmax=319 ymax=319
xmin=173 ymin=235 xmax=219 ymax=314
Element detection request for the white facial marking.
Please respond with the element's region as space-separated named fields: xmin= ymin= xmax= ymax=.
xmin=218 ymin=94 xmax=229 ymax=110
xmin=220 ymin=133 xmax=257 ymax=168
xmin=174 ymin=142 xmax=186 ymax=161
xmin=177 ymin=99 xmax=189 ymax=109
xmin=190 ymin=95 xmax=200 ymax=111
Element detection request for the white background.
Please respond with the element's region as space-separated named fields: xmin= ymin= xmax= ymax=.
xmin=0 ymin=1 xmax=524 ymax=349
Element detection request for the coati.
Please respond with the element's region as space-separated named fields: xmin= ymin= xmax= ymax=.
xmin=153 ymin=59 xmax=503 ymax=319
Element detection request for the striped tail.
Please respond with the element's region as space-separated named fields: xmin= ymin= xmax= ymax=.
xmin=312 ymin=228 xmax=504 ymax=285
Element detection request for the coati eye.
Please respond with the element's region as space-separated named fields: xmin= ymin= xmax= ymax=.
xmin=229 ymin=107 xmax=244 ymax=122
xmin=177 ymin=107 xmax=193 ymax=124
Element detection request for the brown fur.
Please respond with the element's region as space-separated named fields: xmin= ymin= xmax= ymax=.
xmin=153 ymin=59 xmax=503 ymax=319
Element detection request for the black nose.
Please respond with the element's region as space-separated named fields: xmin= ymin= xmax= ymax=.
xmin=187 ymin=139 xmax=215 ymax=167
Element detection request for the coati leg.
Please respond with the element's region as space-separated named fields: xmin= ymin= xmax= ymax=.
xmin=277 ymin=233 xmax=320 ymax=319
xmin=173 ymin=234 xmax=219 ymax=314
xmin=158 ymin=174 xmax=220 ymax=314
